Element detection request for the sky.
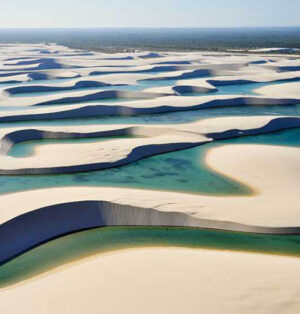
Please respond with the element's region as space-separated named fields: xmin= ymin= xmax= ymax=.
xmin=0 ymin=0 xmax=299 ymax=28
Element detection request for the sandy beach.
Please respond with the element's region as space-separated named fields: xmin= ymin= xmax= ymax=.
xmin=1 ymin=248 xmax=300 ymax=314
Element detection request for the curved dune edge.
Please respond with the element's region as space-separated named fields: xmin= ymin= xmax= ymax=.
xmin=2 ymin=199 xmax=300 ymax=267
xmin=33 ymin=90 xmax=169 ymax=107
xmin=3 ymin=69 xmax=300 ymax=98
xmin=0 ymin=65 xmax=234 ymax=87
xmin=2 ymin=226 xmax=300 ymax=290
xmin=142 ymin=75 xmax=300 ymax=95
xmin=0 ymin=116 xmax=299 ymax=174
xmin=0 ymin=129 xmax=208 ymax=174
xmin=1 ymin=95 xmax=300 ymax=121
xmin=0 ymin=63 xmax=244 ymax=88
xmin=1 ymin=248 xmax=300 ymax=314
xmin=2 ymin=81 xmax=125 ymax=96
xmin=0 ymin=43 xmax=298 ymax=86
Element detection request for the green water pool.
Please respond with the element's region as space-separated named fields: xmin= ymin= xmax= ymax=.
xmin=2 ymin=226 xmax=300 ymax=288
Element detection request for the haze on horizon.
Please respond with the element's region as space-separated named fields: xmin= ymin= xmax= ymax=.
xmin=0 ymin=0 xmax=299 ymax=29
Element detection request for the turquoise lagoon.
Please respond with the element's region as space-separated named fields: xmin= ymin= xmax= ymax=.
xmin=1 ymin=128 xmax=300 ymax=196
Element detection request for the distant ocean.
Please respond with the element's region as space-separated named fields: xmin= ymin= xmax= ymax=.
xmin=0 ymin=27 xmax=300 ymax=52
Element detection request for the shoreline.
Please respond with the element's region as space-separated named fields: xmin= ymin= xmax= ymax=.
xmin=2 ymin=246 xmax=300 ymax=314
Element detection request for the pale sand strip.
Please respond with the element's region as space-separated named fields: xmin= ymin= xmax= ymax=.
xmin=1 ymin=248 xmax=300 ymax=314
xmin=255 ymin=81 xmax=300 ymax=97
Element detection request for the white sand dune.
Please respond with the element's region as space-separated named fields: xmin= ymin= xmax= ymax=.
xmin=1 ymin=248 xmax=300 ymax=314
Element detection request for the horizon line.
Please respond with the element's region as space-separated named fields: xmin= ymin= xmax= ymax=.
xmin=0 ymin=26 xmax=300 ymax=30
